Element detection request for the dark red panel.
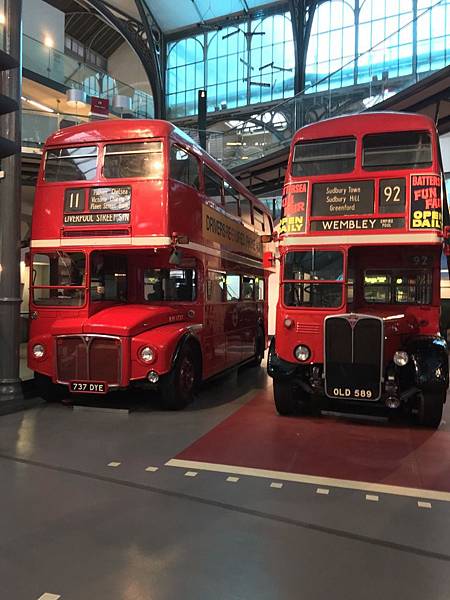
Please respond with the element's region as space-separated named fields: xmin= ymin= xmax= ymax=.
xmin=176 ymin=384 xmax=450 ymax=493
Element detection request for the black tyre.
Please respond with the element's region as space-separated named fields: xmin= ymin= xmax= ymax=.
xmin=249 ymin=327 xmax=265 ymax=367
xmin=34 ymin=372 xmax=67 ymax=403
xmin=273 ymin=380 xmax=297 ymax=415
xmin=416 ymin=390 xmax=445 ymax=428
xmin=160 ymin=345 xmax=199 ymax=410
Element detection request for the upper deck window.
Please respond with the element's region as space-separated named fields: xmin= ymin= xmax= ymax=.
xmin=204 ymin=166 xmax=223 ymax=205
xmin=170 ymin=145 xmax=200 ymax=189
xmin=44 ymin=146 xmax=97 ymax=182
xmin=253 ymin=206 xmax=272 ymax=233
xmin=362 ymin=132 xmax=432 ymax=171
xmin=104 ymin=141 xmax=163 ymax=179
xmin=240 ymin=196 xmax=253 ymax=224
xmin=292 ymin=137 xmax=356 ymax=177
xmin=223 ymin=182 xmax=240 ymax=217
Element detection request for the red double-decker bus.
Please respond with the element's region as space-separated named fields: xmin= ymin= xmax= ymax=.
xmin=268 ymin=112 xmax=449 ymax=428
xmin=29 ymin=119 xmax=273 ymax=409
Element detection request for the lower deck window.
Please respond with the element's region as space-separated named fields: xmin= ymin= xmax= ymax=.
xmin=145 ymin=268 xmax=196 ymax=301
xmin=364 ymin=270 xmax=432 ymax=304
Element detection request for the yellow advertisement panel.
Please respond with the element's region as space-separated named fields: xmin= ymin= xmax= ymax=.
xmin=203 ymin=204 xmax=262 ymax=260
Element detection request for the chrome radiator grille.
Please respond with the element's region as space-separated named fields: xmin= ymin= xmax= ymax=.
xmin=56 ymin=335 xmax=121 ymax=386
xmin=324 ymin=314 xmax=383 ymax=401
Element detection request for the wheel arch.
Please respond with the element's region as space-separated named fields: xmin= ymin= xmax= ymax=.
xmin=172 ymin=332 xmax=203 ymax=380
xmin=404 ymin=335 xmax=449 ymax=394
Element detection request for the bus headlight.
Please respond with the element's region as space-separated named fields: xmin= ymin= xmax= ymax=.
xmin=139 ymin=346 xmax=156 ymax=364
xmin=393 ymin=351 xmax=409 ymax=366
xmin=294 ymin=344 xmax=310 ymax=362
xmin=32 ymin=344 xmax=45 ymax=359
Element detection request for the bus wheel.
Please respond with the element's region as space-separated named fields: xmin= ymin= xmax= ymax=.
xmin=160 ymin=345 xmax=198 ymax=410
xmin=249 ymin=327 xmax=265 ymax=367
xmin=273 ymin=380 xmax=297 ymax=415
xmin=34 ymin=372 xmax=67 ymax=403
xmin=416 ymin=390 xmax=445 ymax=428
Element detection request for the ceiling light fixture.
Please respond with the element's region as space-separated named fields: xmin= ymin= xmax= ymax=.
xmin=44 ymin=35 xmax=54 ymax=48
xmin=66 ymin=88 xmax=87 ymax=107
xmin=21 ymin=96 xmax=55 ymax=113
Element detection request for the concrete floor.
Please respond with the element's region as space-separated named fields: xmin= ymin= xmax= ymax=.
xmin=1 ymin=363 xmax=450 ymax=600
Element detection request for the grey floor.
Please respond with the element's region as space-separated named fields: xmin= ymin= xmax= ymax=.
xmin=1 ymin=363 xmax=449 ymax=600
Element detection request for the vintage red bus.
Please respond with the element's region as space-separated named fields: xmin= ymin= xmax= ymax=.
xmin=268 ymin=112 xmax=449 ymax=428
xmin=28 ymin=119 xmax=273 ymax=409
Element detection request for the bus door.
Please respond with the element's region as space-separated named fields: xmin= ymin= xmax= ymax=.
xmin=224 ymin=273 xmax=243 ymax=366
xmin=204 ymin=269 xmax=227 ymax=376
xmin=240 ymin=275 xmax=257 ymax=359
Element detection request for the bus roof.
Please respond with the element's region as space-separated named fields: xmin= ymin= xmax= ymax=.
xmin=293 ymin=112 xmax=436 ymax=144
xmin=45 ymin=118 xmax=194 ymax=147
xmin=43 ymin=118 xmax=271 ymax=216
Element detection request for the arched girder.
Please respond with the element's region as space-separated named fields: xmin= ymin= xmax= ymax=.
xmin=82 ymin=0 xmax=166 ymax=118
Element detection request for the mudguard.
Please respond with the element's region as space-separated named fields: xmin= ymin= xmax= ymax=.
xmin=171 ymin=331 xmax=202 ymax=367
xmin=404 ymin=336 xmax=449 ymax=394
xmin=267 ymin=337 xmax=297 ymax=379
xmin=130 ymin=323 xmax=202 ymax=380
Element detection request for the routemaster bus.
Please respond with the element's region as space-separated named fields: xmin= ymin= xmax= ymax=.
xmin=268 ymin=112 xmax=449 ymax=428
xmin=28 ymin=119 xmax=273 ymax=409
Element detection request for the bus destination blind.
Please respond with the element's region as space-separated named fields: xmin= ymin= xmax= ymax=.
xmin=311 ymin=180 xmax=374 ymax=217
xmin=89 ymin=186 xmax=131 ymax=211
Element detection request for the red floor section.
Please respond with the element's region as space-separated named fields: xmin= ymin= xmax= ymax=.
xmin=177 ymin=384 xmax=450 ymax=492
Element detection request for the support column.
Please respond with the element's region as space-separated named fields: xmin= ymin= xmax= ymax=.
xmin=288 ymin=0 xmax=320 ymax=131
xmin=0 ymin=0 xmax=24 ymax=409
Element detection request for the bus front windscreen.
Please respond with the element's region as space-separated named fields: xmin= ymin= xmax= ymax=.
xmin=283 ymin=250 xmax=344 ymax=308
xmin=32 ymin=251 xmax=86 ymax=306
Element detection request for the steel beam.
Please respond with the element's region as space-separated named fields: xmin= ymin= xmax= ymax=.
xmin=0 ymin=0 xmax=25 ymax=409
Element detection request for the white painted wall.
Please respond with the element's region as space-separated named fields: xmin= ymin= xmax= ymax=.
xmin=108 ymin=42 xmax=153 ymax=96
xmin=440 ymin=133 xmax=450 ymax=172
xmin=23 ymin=0 xmax=65 ymax=51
